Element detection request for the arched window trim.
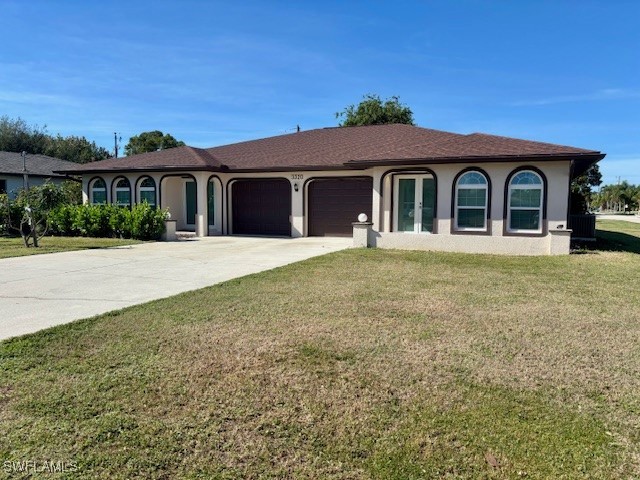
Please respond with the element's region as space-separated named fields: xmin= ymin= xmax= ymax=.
xmin=112 ymin=176 xmax=131 ymax=208
xmin=452 ymin=168 xmax=491 ymax=233
xmin=505 ymin=167 xmax=547 ymax=235
xmin=89 ymin=177 xmax=107 ymax=205
xmin=137 ymin=176 xmax=157 ymax=207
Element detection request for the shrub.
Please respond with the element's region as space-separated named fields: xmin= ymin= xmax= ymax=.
xmin=47 ymin=202 xmax=167 ymax=240
xmin=48 ymin=204 xmax=77 ymax=235
xmin=131 ymin=202 xmax=166 ymax=240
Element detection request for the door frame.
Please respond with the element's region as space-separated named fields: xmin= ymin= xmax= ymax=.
xmin=392 ymin=173 xmax=436 ymax=233
xmin=226 ymin=177 xmax=292 ymax=236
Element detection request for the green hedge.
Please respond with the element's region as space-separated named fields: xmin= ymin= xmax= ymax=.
xmin=48 ymin=203 xmax=167 ymax=240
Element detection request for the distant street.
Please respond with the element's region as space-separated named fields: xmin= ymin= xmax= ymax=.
xmin=597 ymin=214 xmax=640 ymax=224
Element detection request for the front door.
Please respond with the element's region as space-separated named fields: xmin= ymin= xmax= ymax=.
xmin=185 ymin=181 xmax=196 ymax=226
xmin=393 ymin=175 xmax=436 ymax=233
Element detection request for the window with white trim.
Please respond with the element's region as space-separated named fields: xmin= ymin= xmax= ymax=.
xmin=507 ymin=170 xmax=544 ymax=233
xmin=138 ymin=177 xmax=156 ymax=207
xmin=455 ymin=171 xmax=488 ymax=231
xmin=90 ymin=178 xmax=107 ymax=204
xmin=114 ymin=178 xmax=131 ymax=207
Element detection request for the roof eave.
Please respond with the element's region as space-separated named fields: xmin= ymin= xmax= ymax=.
xmin=54 ymin=165 xmax=225 ymax=175
xmin=345 ymin=152 xmax=605 ymax=167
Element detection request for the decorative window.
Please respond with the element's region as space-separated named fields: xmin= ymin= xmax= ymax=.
xmin=90 ymin=178 xmax=107 ymax=204
xmin=138 ymin=177 xmax=156 ymax=207
xmin=455 ymin=171 xmax=488 ymax=231
xmin=114 ymin=178 xmax=131 ymax=207
xmin=507 ymin=170 xmax=544 ymax=233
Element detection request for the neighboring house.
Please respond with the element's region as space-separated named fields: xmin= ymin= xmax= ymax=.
xmin=58 ymin=124 xmax=605 ymax=255
xmin=0 ymin=151 xmax=78 ymax=198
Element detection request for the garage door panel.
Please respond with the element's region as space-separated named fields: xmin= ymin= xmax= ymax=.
xmin=308 ymin=177 xmax=372 ymax=236
xmin=232 ymin=179 xmax=291 ymax=236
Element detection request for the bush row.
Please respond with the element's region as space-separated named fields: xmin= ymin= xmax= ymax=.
xmin=48 ymin=203 xmax=167 ymax=240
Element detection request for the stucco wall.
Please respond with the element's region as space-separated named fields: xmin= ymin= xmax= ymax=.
xmin=368 ymin=229 xmax=571 ymax=255
xmin=78 ymin=159 xmax=573 ymax=254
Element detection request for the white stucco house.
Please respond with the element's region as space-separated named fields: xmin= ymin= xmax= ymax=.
xmin=0 ymin=151 xmax=78 ymax=198
xmin=58 ymin=124 xmax=605 ymax=255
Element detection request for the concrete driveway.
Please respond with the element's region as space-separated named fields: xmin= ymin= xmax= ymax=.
xmin=0 ymin=236 xmax=351 ymax=341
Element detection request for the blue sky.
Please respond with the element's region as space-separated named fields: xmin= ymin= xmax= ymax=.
xmin=1 ymin=1 xmax=638 ymax=185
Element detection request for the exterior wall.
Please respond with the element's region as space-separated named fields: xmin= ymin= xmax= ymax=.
xmin=0 ymin=174 xmax=67 ymax=199
xmin=368 ymin=230 xmax=569 ymax=255
xmin=77 ymin=159 xmax=573 ymax=255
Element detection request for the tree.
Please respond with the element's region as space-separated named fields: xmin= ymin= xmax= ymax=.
xmin=0 ymin=116 xmax=110 ymax=163
xmin=45 ymin=135 xmax=111 ymax=164
xmin=336 ymin=94 xmax=415 ymax=126
xmin=124 ymin=130 xmax=186 ymax=156
xmin=0 ymin=116 xmax=49 ymax=154
xmin=1 ymin=183 xmax=64 ymax=247
xmin=570 ymin=164 xmax=602 ymax=214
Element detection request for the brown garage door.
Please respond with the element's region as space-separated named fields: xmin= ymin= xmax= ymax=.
xmin=308 ymin=177 xmax=373 ymax=236
xmin=232 ymin=179 xmax=291 ymax=236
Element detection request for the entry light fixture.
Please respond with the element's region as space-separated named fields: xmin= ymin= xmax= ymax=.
xmin=293 ymin=182 xmax=299 ymax=192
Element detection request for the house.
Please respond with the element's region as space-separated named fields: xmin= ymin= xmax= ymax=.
xmin=58 ymin=124 xmax=605 ymax=255
xmin=0 ymin=151 xmax=78 ymax=198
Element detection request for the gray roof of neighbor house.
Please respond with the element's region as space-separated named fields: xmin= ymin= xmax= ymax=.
xmin=0 ymin=151 xmax=79 ymax=177
xmin=56 ymin=124 xmax=605 ymax=175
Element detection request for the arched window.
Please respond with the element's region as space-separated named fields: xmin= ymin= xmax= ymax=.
xmin=507 ymin=170 xmax=544 ymax=233
xmin=114 ymin=177 xmax=131 ymax=207
xmin=138 ymin=177 xmax=156 ymax=207
xmin=90 ymin=178 xmax=107 ymax=204
xmin=454 ymin=171 xmax=488 ymax=231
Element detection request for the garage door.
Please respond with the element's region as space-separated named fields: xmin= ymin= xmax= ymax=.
xmin=232 ymin=179 xmax=291 ymax=236
xmin=308 ymin=177 xmax=373 ymax=236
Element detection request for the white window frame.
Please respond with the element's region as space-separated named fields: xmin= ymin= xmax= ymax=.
xmin=90 ymin=178 xmax=107 ymax=204
xmin=138 ymin=177 xmax=156 ymax=207
xmin=114 ymin=178 xmax=131 ymax=208
xmin=393 ymin=174 xmax=436 ymax=234
xmin=507 ymin=170 xmax=544 ymax=234
xmin=454 ymin=171 xmax=488 ymax=232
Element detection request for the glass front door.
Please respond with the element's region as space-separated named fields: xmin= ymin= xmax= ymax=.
xmin=393 ymin=175 xmax=435 ymax=233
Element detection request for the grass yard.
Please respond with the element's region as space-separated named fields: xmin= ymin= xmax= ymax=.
xmin=1 ymin=221 xmax=639 ymax=478
xmin=0 ymin=236 xmax=142 ymax=259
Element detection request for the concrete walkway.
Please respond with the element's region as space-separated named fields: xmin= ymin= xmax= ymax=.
xmin=0 ymin=236 xmax=352 ymax=341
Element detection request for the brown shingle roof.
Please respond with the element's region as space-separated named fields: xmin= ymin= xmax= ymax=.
xmin=59 ymin=146 xmax=224 ymax=173
xmin=58 ymin=124 xmax=604 ymax=174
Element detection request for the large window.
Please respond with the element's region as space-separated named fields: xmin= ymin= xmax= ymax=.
xmin=507 ymin=170 xmax=544 ymax=233
xmin=90 ymin=178 xmax=107 ymax=204
xmin=0 ymin=179 xmax=6 ymax=195
xmin=455 ymin=171 xmax=488 ymax=231
xmin=114 ymin=177 xmax=131 ymax=207
xmin=138 ymin=177 xmax=156 ymax=207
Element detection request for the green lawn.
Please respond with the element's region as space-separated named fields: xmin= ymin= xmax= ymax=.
xmin=0 ymin=236 xmax=143 ymax=259
xmin=1 ymin=221 xmax=639 ymax=478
